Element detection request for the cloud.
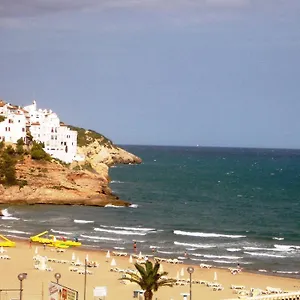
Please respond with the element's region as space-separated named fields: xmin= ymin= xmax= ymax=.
xmin=0 ymin=0 xmax=253 ymax=18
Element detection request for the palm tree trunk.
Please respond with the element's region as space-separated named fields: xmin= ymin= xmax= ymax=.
xmin=144 ymin=290 xmax=153 ymax=300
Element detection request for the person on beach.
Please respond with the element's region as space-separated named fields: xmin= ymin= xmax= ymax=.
xmin=29 ymin=239 xmax=32 ymax=249
xmin=184 ymin=251 xmax=188 ymax=258
xmin=133 ymin=241 xmax=137 ymax=252
xmin=43 ymin=243 xmax=46 ymax=250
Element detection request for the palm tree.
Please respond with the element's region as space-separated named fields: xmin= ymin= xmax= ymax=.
xmin=120 ymin=260 xmax=176 ymax=300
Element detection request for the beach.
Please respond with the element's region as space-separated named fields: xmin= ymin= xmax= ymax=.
xmin=0 ymin=240 xmax=299 ymax=300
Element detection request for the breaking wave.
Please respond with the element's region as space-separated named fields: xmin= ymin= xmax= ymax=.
xmin=74 ymin=219 xmax=94 ymax=224
xmin=173 ymin=230 xmax=246 ymax=238
xmin=94 ymin=227 xmax=147 ymax=236
xmin=174 ymin=241 xmax=216 ymax=248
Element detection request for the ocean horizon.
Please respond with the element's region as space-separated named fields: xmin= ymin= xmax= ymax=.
xmin=1 ymin=145 xmax=300 ymax=278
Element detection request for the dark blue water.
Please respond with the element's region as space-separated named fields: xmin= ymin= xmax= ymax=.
xmin=1 ymin=146 xmax=300 ymax=277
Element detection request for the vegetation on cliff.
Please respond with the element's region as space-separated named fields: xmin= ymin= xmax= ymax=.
xmin=68 ymin=125 xmax=114 ymax=148
xmin=0 ymin=139 xmax=52 ymax=187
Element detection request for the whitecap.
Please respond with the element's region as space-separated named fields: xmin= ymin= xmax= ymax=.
xmin=275 ymin=270 xmax=299 ymax=274
xmin=50 ymin=229 xmax=73 ymax=235
xmin=104 ymin=204 xmax=125 ymax=208
xmin=174 ymin=241 xmax=216 ymax=249
xmin=227 ymin=248 xmax=241 ymax=252
xmin=74 ymin=219 xmax=94 ymax=224
xmin=110 ymin=180 xmax=124 ymax=183
xmin=258 ymin=269 xmax=268 ymax=272
xmin=1 ymin=209 xmax=12 ymax=217
xmin=192 ymin=253 xmax=242 ymax=260
xmin=272 ymin=237 xmax=284 ymax=241
xmin=173 ymin=230 xmax=245 ymax=238
xmin=2 ymin=229 xmax=30 ymax=235
xmin=129 ymin=204 xmax=138 ymax=208
xmin=1 ymin=216 xmax=20 ymax=220
xmin=80 ymin=234 xmax=122 ymax=241
xmin=274 ymin=244 xmax=300 ymax=251
xmin=157 ymin=250 xmax=178 ymax=254
xmin=244 ymin=252 xmax=285 ymax=258
xmin=113 ymin=246 xmax=125 ymax=250
xmin=213 ymin=260 xmax=236 ymax=264
xmin=94 ymin=228 xmax=147 ymax=236
xmin=101 ymin=225 xmax=155 ymax=232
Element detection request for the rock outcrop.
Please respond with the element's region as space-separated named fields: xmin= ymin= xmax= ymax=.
xmin=76 ymin=141 xmax=142 ymax=168
xmin=0 ymin=156 xmax=131 ymax=207
xmin=0 ymin=126 xmax=142 ymax=207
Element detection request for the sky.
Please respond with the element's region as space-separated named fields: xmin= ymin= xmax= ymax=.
xmin=0 ymin=0 xmax=300 ymax=148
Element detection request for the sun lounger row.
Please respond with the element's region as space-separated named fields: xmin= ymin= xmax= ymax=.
xmin=0 ymin=255 xmax=11 ymax=259
xmin=154 ymin=257 xmax=183 ymax=264
xmin=229 ymin=267 xmax=242 ymax=275
xmin=110 ymin=267 xmax=137 ymax=274
xmin=34 ymin=264 xmax=53 ymax=271
xmin=112 ymin=251 xmax=128 ymax=257
xmin=200 ymin=263 xmax=212 ymax=269
xmin=48 ymin=258 xmax=69 ymax=264
xmin=68 ymin=267 xmax=93 ymax=275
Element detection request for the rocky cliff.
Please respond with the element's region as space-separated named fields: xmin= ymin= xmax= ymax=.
xmin=0 ymin=127 xmax=142 ymax=207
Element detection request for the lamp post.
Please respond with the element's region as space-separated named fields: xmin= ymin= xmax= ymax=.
xmin=17 ymin=273 xmax=27 ymax=300
xmin=84 ymin=258 xmax=87 ymax=300
xmin=187 ymin=267 xmax=194 ymax=300
xmin=54 ymin=273 xmax=61 ymax=284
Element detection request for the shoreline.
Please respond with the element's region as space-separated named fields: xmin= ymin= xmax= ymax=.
xmin=0 ymin=237 xmax=300 ymax=300
xmin=9 ymin=236 xmax=300 ymax=281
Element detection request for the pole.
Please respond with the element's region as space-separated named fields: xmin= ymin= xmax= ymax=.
xmin=19 ymin=280 xmax=23 ymax=300
xmin=189 ymin=272 xmax=192 ymax=300
xmin=84 ymin=258 xmax=87 ymax=300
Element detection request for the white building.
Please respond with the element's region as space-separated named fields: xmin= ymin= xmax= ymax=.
xmin=0 ymin=100 xmax=81 ymax=163
xmin=0 ymin=101 xmax=26 ymax=143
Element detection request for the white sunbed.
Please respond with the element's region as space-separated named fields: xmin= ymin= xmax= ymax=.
xmin=207 ymin=282 xmax=221 ymax=287
xmin=200 ymin=263 xmax=212 ymax=269
xmin=0 ymin=255 xmax=11 ymax=260
xmin=230 ymin=284 xmax=245 ymax=290
xmin=231 ymin=285 xmax=245 ymax=290
xmin=266 ymin=286 xmax=283 ymax=294
xmin=212 ymin=286 xmax=224 ymax=291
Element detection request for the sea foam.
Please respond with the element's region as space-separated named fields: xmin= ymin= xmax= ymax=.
xmin=74 ymin=219 xmax=94 ymax=224
xmin=80 ymin=234 xmax=122 ymax=241
xmin=94 ymin=227 xmax=147 ymax=236
xmin=50 ymin=229 xmax=73 ymax=235
xmin=174 ymin=241 xmax=215 ymax=248
xmin=174 ymin=230 xmax=246 ymax=238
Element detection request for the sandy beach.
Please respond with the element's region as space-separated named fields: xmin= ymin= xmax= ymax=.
xmin=0 ymin=239 xmax=299 ymax=300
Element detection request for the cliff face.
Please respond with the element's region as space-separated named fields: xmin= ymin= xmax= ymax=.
xmin=76 ymin=141 xmax=141 ymax=171
xmin=0 ymin=156 xmax=130 ymax=207
xmin=0 ymin=127 xmax=142 ymax=207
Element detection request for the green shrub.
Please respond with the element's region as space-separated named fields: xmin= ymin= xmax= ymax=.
xmin=30 ymin=141 xmax=51 ymax=161
xmin=68 ymin=125 xmax=114 ymax=148
xmin=0 ymin=151 xmax=17 ymax=185
xmin=0 ymin=116 xmax=5 ymax=122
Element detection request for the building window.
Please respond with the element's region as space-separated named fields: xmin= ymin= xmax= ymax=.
xmin=22 ymin=128 xmax=25 ymax=132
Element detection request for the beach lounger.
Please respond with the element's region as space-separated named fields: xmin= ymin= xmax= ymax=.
xmin=266 ymin=286 xmax=283 ymax=294
xmin=200 ymin=263 xmax=212 ymax=269
xmin=212 ymin=286 xmax=224 ymax=291
xmin=231 ymin=285 xmax=245 ymax=290
xmin=69 ymin=267 xmax=78 ymax=272
xmin=207 ymin=282 xmax=221 ymax=287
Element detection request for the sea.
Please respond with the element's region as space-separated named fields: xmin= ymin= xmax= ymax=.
xmin=1 ymin=145 xmax=300 ymax=277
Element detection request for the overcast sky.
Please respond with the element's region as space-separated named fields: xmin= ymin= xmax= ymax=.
xmin=0 ymin=0 xmax=299 ymax=148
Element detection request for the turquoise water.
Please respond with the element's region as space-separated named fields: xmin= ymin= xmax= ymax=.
xmin=1 ymin=146 xmax=300 ymax=276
